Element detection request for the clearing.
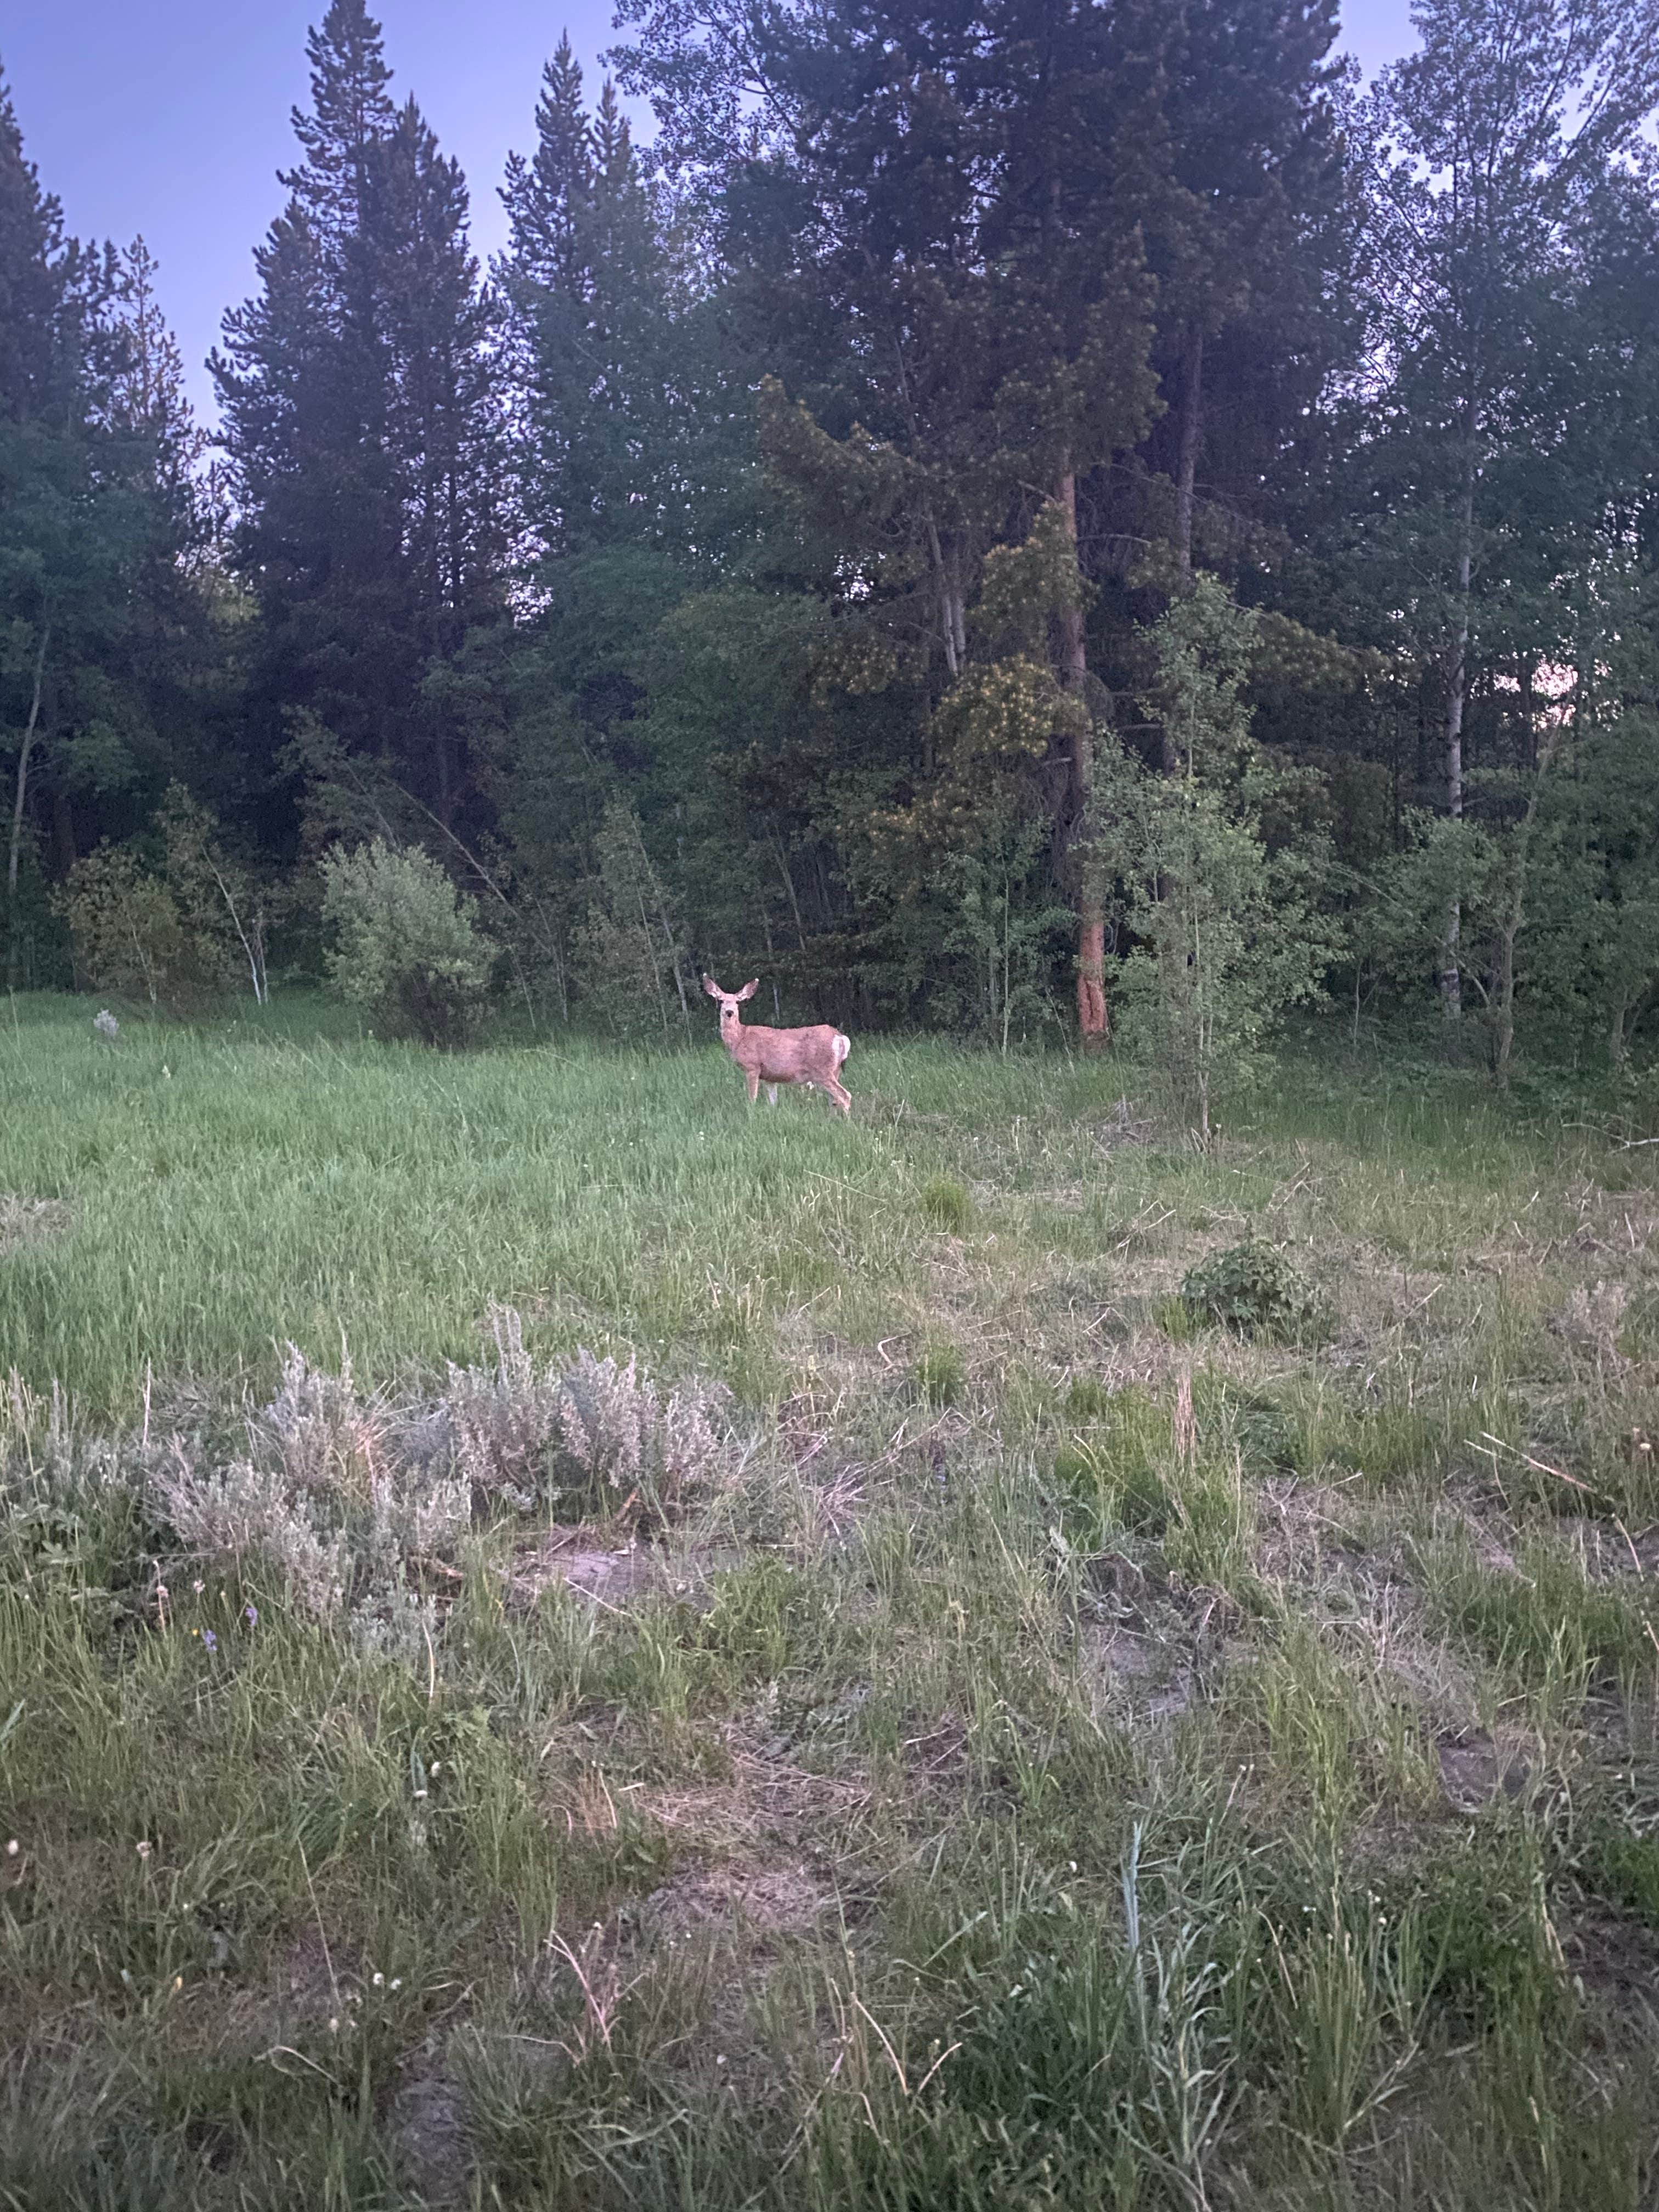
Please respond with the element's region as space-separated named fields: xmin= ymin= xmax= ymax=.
xmin=3 ymin=994 xmax=1659 ymax=2208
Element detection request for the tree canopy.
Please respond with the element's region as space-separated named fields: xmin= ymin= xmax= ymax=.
xmin=7 ymin=0 xmax=1659 ymax=1084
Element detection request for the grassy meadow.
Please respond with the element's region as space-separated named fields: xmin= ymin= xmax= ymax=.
xmin=5 ymin=991 xmax=1659 ymax=2207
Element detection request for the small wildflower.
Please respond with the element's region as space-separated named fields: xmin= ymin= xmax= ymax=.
xmin=390 ymin=1978 xmax=402 ymax=1991
xmin=191 ymin=1580 xmax=204 ymax=1595
xmin=93 ymin=1009 xmax=120 ymax=1041
xmin=372 ymin=1971 xmax=385 ymax=1988
xmin=5 ymin=1839 xmax=18 ymax=1857
xmin=413 ymin=1788 xmax=428 ymax=1801
xmin=136 ymin=1841 xmax=152 ymax=1860
xmin=328 ymin=2017 xmax=339 ymax=2034
xmin=201 ymin=1628 xmax=217 ymax=1653
xmin=244 ymin=1604 xmax=258 ymax=1627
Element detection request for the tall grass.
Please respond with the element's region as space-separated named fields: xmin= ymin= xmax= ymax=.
xmin=4 ymin=992 xmax=1659 ymax=2206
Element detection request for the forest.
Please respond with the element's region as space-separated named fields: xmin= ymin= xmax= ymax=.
xmin=5 ymin=0 xmax=1659 ymax=1104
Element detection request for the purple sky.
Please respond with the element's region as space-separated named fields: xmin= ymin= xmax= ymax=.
xmin=4 ymin=2 xmax=1419 ymax=423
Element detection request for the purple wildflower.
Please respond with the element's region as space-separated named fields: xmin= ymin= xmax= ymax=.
xmin=201 ymin=1628 xmax=217 ymax=1654
xmin=245 ymin=1605 xmax=258 ymax=1628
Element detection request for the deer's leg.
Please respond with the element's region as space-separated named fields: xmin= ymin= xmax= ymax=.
xmin=766 ymin=1085 xmax=778 ymax=1105
xmin=826 ymin=1076 xmax=852 ymax=1116
xmin=746 ymin=1068 xmax=760 ymax=1105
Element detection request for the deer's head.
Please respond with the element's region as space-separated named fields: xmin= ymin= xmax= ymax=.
xmin=702 ymin=974 xmax=759 ymax=1040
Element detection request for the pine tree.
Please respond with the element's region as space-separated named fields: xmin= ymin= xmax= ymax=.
xmin=0 ymin=70 xmax=193 ymax=982
xmin=215 ymin=0 xmax=505 ymax=817
xmin=501 ymin=37 xmax=687 ymax=560
xmin=0 ymin=64 xmax=71 ymax=423
xmin=1144 ymin=0 xmax=1346 ymax=586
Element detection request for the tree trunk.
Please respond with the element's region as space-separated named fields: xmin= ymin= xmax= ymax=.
xmin=1491 ymin=713 xmax=1563 ymax=1088
xmin=1174 ymin=326 xmax=1204 ymax=589
xmin=1057 ymin=471 xmax=1108 ymax=1042
xmin=6 ymin=625 xmax=49 ymax=994
xmin=1442 ymin=444 xmax=1475 ymax=1023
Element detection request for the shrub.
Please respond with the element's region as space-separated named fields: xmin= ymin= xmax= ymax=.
xmin=320 ymin=838 xmax=495 ymax=1047
xmin=150 ymin=1321 xmax=731 ymax=1650
xmin=57 ymin=846 xmax=190 ymax=1011
xmin=1181 ymin=1240 xmax=1328 ymax=1344
xmin=572 ymin=798 xmax=691 ymax=1041
xmin=445 ymin=1305 xmax=729 ymax=1525
xmin=1088 ymin=577 xmax=1338 ymax=1138
xmin=57 ymin=787 xmax=279 ymax=1013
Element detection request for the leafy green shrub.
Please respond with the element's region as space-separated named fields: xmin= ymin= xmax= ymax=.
xmin=1181 ymin=1240 xmax=1328 ymax=1344
xmin=320 ymin=838 xmax=495 ymax=1047
xmin=57 ymin=786 xmax=280 ymax=1012
xmin=57 ymin=845 xmax=188 ymax=1009
xmin=1087 ymin=577 xmax=1338 ymax=1138
xmin=919 ymin=1176 xmax=973 ymax=1233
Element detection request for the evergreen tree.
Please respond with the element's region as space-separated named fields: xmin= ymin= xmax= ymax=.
xmin=1 ymin=67 xmax=211 ymax=985
xmin=500 ymin=36 xmax=730 ymax=563
xmin=1142 ymin=0 xmax=1347 ymax=586
xmin=214 ymin=1 xmax=505 ymax=821
xmin=676 ymin=0 xmax=1166 ymax=1034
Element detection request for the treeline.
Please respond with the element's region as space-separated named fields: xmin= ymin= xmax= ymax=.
xmin=5 ymin=0 xmax=1659 ymax=1093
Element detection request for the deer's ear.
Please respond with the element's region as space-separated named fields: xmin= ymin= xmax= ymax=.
xmin=702 ymin=975 xmax=720 ymax=998
xmin=736 ymin=979 xmax=759 ymax=1001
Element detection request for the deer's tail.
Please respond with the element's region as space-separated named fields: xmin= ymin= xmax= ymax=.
xmin=833 ymin=1033 xmax=851 ymax=1068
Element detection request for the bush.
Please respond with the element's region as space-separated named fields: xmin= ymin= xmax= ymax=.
xmin=57 ymin=846 xmax=193 ymax=1011
xmin=150 ymin=1321 xmax=732 ymax=1651
xmin=57 ymin=788 xmax=284 ymax=1013
xmin=320 ymin=838 xmax=495 ymax=1047
xmin=1181 ymin=1240 xmax=1328 ymax=1344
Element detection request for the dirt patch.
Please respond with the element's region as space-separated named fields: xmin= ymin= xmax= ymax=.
xmin=1437 ymin=1729 xmax=1532 ymax=1810
xmin=1081 ymin=1623 xmax=1196 ymax=1722
xmin=639 ymin=1855 xmax=832 ymax=1945
xmin=277 ymin=1927 xmax=357 ymax=2020
xmin=1254 ymin=1476 xmax=1359 ymax=1585
xmin=390 ymin=2055 xmax=471 ymax=2208
xmin=1564 ymin=1908 xmax=1659 ymax=2030
xmin=639 ymin=1735 xmax=872 ymax=1858
xmin=1568 ymin=1515 xmax=1659 ymax=1582
xmin=0 ymin=1194 xmax=70 ymax=1256
xmin=511 ymin=1526 xmax=733 ymax=1610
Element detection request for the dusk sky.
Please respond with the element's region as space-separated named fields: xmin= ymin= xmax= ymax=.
xmin=5 ymin=2 xmax=1420 ymax=423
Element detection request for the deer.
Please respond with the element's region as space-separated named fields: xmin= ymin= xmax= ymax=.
xmin=702 ymin=976 xmax=853 ymax=1116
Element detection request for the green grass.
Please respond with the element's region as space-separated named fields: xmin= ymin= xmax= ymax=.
xmin=5 ymin=990 xmax=1659 ymax=2207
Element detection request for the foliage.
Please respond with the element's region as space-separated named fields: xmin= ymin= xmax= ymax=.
xmin=1098 ymin=579 xmax=1338 ymax=1135
xmin=55 ymin=844 xmax=189 ymax=1011
xmin=212 ymin=0 xmax=506 ymax=811
xmin=572 ymin=797 xmax=691 ymax=1041
xmin=1181 ymin=1239 xmax=1328 ymax=1344
xmin=320 ymin=838 xmax=495 ymax=1046
xmin=9 ymin=3 xmax=1659 ymax=1074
